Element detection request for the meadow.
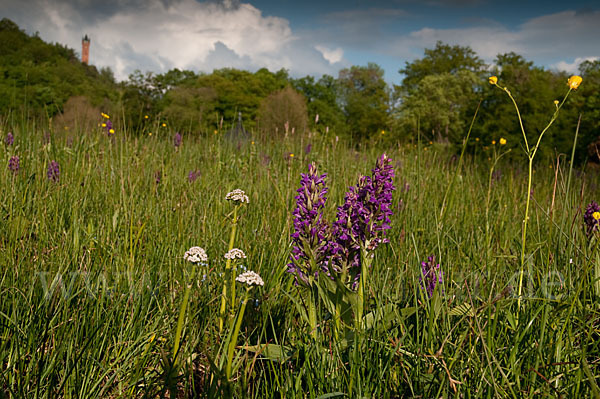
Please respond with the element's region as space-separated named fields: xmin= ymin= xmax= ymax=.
xmin=1 ymin=111 xmax=600 ymax=398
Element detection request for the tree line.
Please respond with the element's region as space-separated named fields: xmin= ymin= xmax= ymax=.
xmin=1 ymin=18 xmax=599 ymax=162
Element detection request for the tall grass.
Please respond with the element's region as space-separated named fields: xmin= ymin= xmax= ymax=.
xmin=1 ymin=118 xmax=599 ymax=397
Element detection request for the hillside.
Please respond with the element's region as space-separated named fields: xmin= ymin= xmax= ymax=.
xmin=0 ymin=18 xmax=117 ymax=118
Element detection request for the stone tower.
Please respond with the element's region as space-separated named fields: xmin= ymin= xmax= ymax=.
xmin=82 ymin=34 xmax=90 ymax=64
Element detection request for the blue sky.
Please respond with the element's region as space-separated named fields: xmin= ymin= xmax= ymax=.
xmin=3 ymin=0 xmax=599 ymax=84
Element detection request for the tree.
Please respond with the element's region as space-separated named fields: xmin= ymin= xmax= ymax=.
xmin=338 ymin=63 xmax=390 ymax=140
xmin=576 ymin=60 xmax=600 ymax=163
xmin=399 ymin=41 xmax=486 ymax=92
xmin=257 ymin=86 xmax=308 ymax=137
xmin=393 ymin=42 xmax=486 ymax=143
xmin=398 ymin=70 xmax=480 ymax=142
xmin=292 ymin=74 xmax=346 ymax=136
xmin=478 ymin=52 xmax=573 ymax=161
xmin=162 ymin=86 xmax=217 ymax=132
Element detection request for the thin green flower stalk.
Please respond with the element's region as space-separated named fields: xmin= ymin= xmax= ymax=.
xmin=173 ymin=246 xmax=208 ymax=367
xmin=355 ymin=246 xmax=372 ymax=330
xmin=225 ymin=271 xmax=264 ymax=381
xmin=485 ymin=139 xmax=510 ymax=272
xmin=489 ymin=74 xmax=582 ymax=312
xmin=218 ymin=189 xmax=249 ymax=333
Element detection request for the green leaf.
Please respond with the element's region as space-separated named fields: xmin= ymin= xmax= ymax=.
xmin=448 ymin=303 xmax=475 ymax=317
xmin=364 ymin=303 xmax=397 ymax=330
xmin=316 ymin=392 xmax=347 ymax=399
xmin=243 ymin=344 xmax=294 ymax=362
xmin=282 ymin=290 xmax=310 ymax=326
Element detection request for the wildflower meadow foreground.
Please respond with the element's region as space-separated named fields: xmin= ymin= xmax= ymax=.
xmin=1 ymin=76 xmax=600 ymax=398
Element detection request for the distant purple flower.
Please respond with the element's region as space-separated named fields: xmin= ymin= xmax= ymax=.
xmin=154 ymin=170 xmax=162 ymax=184
xmin=47 ymin=160 xmax=60 ymax=182
xmin=329 ymin=154 xmax=395 ymax=275
xmin=105 ymin=119 xmax=113 ymax=135
xmin=492 ymin=169 xmax=503 ymax=184
xmin=174 ymin=132 xmax=182 ymax=148
xmin=188 ymin=169 xmax=200 ymax=182
xmin=420 ymin=255 xmax=443 ymax=298
xmin=584 ymin=201 xmax=600 ymax=237
xmin=5 ymin=132 xmax=14 ymax=146
xmin=305 ymin=143 xmax=312 ymax=155
xmin=8 ymin=156 xmax=19 ymax=174
xmin=287 ymin=163 xmax=330 ymax=285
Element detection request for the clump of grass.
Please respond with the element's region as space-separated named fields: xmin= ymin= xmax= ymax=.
xmin=0 ymin=104 xmax=599 ymax=397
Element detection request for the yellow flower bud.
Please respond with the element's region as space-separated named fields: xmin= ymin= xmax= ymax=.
xmin=567 ymin=75 xmax=582 ymax=90
xmin=492 ymin=140 xmax=496 ymax=145
xmin=488 ymin=76 xmax=498 ymax=85
xmin=499 ymin=138 xmax=506 ymax=145
xmin=593 ymin=211 xmax=600 ymax=221
xmin=553 ymin=100 xmax=559 ymax=105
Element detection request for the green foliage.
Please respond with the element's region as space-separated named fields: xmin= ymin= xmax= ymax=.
xmin=257 ymin=86 xmax=308 ymax=137
xmin=575 ymin=60 xmax=600 ymax=162
xmin=2 ymin=17 xmax=600 ymax=165
xmin=398 ymin=70 xmax=480 ymax=143
xmin=161 ymin=86 xmax=217 ymax=132
xmin=2 ymin=122 xmax=600 ymax=397
xmin=0 ymin=18 xmax=117 ymax=119
xmin=292 ymin=75 xmax=347 ymax=136
xmin=399 ymin=41 xmax=486 ymax=92
xmin=338 ymin=63 xmax=390 ymax=140
xmin=478 ymin=53 xmax=579 ymax=161
xmin=192 ymin=68 xmax=290 ymax=131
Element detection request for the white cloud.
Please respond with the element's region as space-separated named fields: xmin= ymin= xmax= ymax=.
xmin=384 ymin=9 xmax=600 ymax=71
xmin=552 ymin=57 xmax=599 ymax=73
xmin=4 ymin=0 xmax=342 ymax=80
xmin=315 ymin=45 xmax=344 ymax=64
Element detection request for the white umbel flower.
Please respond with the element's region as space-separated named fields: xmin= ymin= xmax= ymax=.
xmin=184 ymin=246 xmax=208 ymax=263
xmin=225 ymin=189 xmax=249 ymax=203
xmin=235 ymin=271 xmax=264 ymax=287
xmin=224 ymin=248 xmax=246 ymax=260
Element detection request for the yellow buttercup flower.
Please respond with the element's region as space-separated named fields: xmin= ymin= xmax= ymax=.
xmin=593 ymin=211 xmax=600 ymax=221
xmin=475 ymin=137 xmax=479 ymax=142
xmin=488 ymin=76 xmax=498 ymax=85
xmin=102 ymin=123 xmax=106 ymax=128
xmin=148 ymin=132 xmax=152 ymax=136
xmin=567 ymin=75 xmax=582 ymax=90
xmin=290 ymin=153 xmax=294 ymax=158
xmin=144 ymin=115 xmax=149 ymax=119
xmin=162 ymin=123 xmax=166 ymax=127
xmin=492 ymin=140 xmax=496 ymax=145
xmin=109 ymin=129 xmax=115 ymax=135
xmin=381 ymin=130 xmax=385 ymax=135
xmin=499 ymin=137 xmax=506 ymax=145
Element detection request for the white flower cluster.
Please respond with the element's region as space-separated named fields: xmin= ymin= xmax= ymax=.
xmin=224 ymin=248 xmax=246 ymax=260
xmin=183 ymin=246 xmax=208 ymax=264
xmin=235 ymin=271 xmax=264 ymax=287
xmin=225 ymin=189 xmax=249 ymax=204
